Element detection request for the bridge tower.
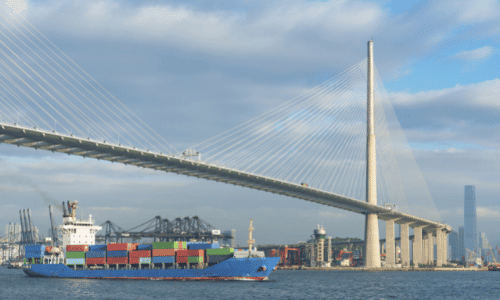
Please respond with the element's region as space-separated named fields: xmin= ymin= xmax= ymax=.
xmin=364 ymin=40 xmax=381 ymax=268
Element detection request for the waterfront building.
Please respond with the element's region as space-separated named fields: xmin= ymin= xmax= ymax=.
xmin=464 ymin=185 xmax=477 ymax=261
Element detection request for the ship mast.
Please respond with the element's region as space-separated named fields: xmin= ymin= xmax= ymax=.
xmin=248 ymin=219 xmax=255 ymax=251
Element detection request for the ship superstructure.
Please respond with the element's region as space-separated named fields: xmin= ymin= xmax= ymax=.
xmin=60 ymin=201 xmax=102 ymax=250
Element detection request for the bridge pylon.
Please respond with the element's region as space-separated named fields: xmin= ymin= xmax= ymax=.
xmin=363 ymin=40 xmax=381 ymax=268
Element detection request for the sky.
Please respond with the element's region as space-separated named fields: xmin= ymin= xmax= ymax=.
xmin=0 ymin=0 xmax=500 ymax=246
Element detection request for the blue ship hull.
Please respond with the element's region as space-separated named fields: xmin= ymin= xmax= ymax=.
xmin=23 ymin=257 xmax=280 ymax=281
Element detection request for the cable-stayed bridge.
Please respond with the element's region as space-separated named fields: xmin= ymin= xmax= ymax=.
xmin=0 ymin=8 xmax=451 ymax=268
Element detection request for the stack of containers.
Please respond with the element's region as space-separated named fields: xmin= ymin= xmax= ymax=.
xmin=66 ymin=245 xmax=88 ymax=266
xmin=129 ymin=250 xmax=152 ymax=264
xmin=206 ymin=247 xmax=234 ymax=264
xmin=152 ymin=241 xmax=186 ymax=264
xmin=86 ymin=244 xmax=107 ymax=265
xmin=151 ymin=244 xmax=175 ymax=264
xmin=25 ymin=245 xmax=45 ymax=264
xmin=187 ymin=249 xmax=205 ymax=264
xmin=107 ymin=243 xmax=136 ymax=265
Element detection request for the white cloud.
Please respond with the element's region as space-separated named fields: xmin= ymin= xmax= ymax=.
xmin=454 ymin=46 xmax=494 ymax=61
xmin=390 ymin=79 xmax=500 ymax=108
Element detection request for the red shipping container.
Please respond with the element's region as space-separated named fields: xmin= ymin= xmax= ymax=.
xmin=132 ymin=243 xmax=139 ymax=251
xmin=176 ymin=250 xmax=189 ymax=257
xmin=45 ymin=246 xmax=53 ymax=253
xmin=129 ymin=250 xmax=151 ymax=258
xmin=129 ymin=257 xmax=140 ymax=264
xmin=107 ymin=257 xmax=128 ymax=264
xmin=178 ymin=241 xmax=184 ymax=249
xmin=86 ymin=257 xmax=106 ymax=265
xmin=66 ymin=245 xmax=89 ymax=252
xmin=176 ymin=256 xmax=188 ymax=264
xmin=152 ymin=249 xmax=176 ymax=257
xmin=187 ymin=250 xmax=204 ymax=257
xmin=107 ymin=243 xmax=134 ymax=251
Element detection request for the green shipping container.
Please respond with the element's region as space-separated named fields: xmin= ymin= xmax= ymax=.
xmin=66 ymin=251 xmax=86 ymax=259
xmin=152 ymin=242 xmax=178 ymax=249
xmin=206 ymin=248 xmax=234 ymax=256
xmin=188 ymin=256 xmax=204 ymax=263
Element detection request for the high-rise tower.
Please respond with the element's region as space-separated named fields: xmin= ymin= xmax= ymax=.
xmin=464 ymin=185 xmax=477 ymax=260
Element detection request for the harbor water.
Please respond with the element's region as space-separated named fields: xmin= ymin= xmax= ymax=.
xmin=1 ymin=267 xmax=499 ymax=299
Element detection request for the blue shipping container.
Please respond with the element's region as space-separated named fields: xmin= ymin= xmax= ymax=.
xmin=139 ymin=257 xmax=151 ymax=264
xmin=25 ymin=245 xmax=46 ymax=252
xmin=152 ymin=256 xmax=175 ymax=264
xmin=25 ymin=252 xmax=44 ymax=258
xmin=188 ymin=243 xmax=220 ymax=250
xmin=137 ymin=245 xmax=152 ymax=251
xmin=86 ymin=250 xmax=107 ymax=258
xmin=89 ymin=244 xmax=107 ymax=251
xmin=66 ymin=258 xmax=85 ymax=265
xmin=107 ymin=250 xmax=128 ymax=257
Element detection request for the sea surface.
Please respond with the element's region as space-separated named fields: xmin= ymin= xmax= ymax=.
xmin=0 ymin=267 xmax=499 ymax=299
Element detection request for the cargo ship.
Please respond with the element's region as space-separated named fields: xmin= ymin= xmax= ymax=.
xmin=23 ymin=201 xmax=279 ymax=281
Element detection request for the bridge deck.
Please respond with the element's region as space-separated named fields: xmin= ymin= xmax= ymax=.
xmin=0 ymin=123 xmax=451 ymax=232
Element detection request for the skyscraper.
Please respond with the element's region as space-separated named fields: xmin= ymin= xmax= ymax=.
xmin=479 ymin=232 xmax=489 ymax=262
xmin=464 ymin=185 xmax=477 ymax=261
xmin=448 ymin=230 xmax=459 ymax=260
xmin=459 ymin=226 xmax=465 ymax=261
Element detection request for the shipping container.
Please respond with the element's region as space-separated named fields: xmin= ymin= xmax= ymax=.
xmin=137 ymin=244 xmax=152 ymax=251
xmin=176 ymin=256 xmax=188 ymax=264
xmin=187 ymin=249 xmax=204 ymax=257
xmin=86 ymin=257 xmax=106 ymax=265
xmin=107 ymin=250 xmax=129 ymax=258
xmin=152 ymin=256 xmax=175 ymax=264
xmin=129 ymin=250 xmax=151 ymax=258
xmin=107 ymin=257 xmax=128 ymax=264
xmin=129 ymin=257 xmax=140 ymax=264
xmin=176 ymin=250 xmax=189 ymax=257
xmin=25 ymin=245 xmax=46 ymax=252
xmin=45 ymin=246 xmax=53 ymax=253
xmin=107 ymin=243 xmax=135 ymax=251
xmin=139 ymin=257 xmax=151 ymax=264
xmin=206 ymin=248 xmax=234 ymax=256
xmin=187 ymin=256 xmax=204 ymax=263
xmin=86 ymin=250 xmax=107 ymax=258
xmin=66 ymin=258 xmax=85 ymax=265
xmin=179 ymin=241 xmax=186 ymax=249
xmin=152 ymin=249 xmax=176 ymax=257
xmin=152 ymin=241 xmax=178 ymax=249
xmin=188 ymin=243 xmax=220 ymax=250
xmin=66 ymin=245 xmax=89 ymax=252
xmin=207 ymin=254 xmax=233 ymax=264
xmin=25 ymin=252 xmax=44 ymax=259
xmin=66 ymin=251 xmax=86 ymax=259
xmin=89 ymin=244 xmax=107 ymax=251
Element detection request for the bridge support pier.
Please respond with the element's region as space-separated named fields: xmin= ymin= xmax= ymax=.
xmin=412 ymin=226 xmax=423 ymax=267
xmin=423 ymin=232 xmax=429 ymax=264
xmin=436 ymin=229 xmax=443 ymax=267
xmin=401 ymin=223 xmax=410 ymax=267
xmin=385 ymin=220 xmax=395 ymax=266
xmin=443 ymin=231 xmax=448 ymax=264
xmin=428 ymin=232 xmax=434 ymax=265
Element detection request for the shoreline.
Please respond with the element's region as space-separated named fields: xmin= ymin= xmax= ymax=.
xmin=276 ymin=266 xmax=488 ymax=272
